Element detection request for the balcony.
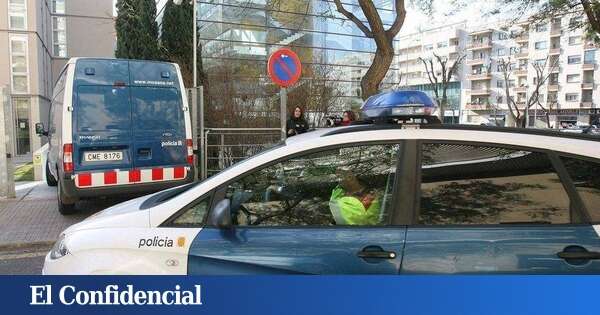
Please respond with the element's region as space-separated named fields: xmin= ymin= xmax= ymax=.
xmin=549 ymin=47 xmax=561 ymax=55
xmin=466 ymin=58 xmax=486 ymax=66
xmin=465 ymin=102 xmax=489 ymax=110
xmin=470 ymin=89 xmax=491 ymax=95
xmin=547 ymin=84 xmax=560 ymax=91
xmin=515 ymin=35 xmax=529 ymax=43
xmin=516 ymin=51 xmax=529 ymax=59
xmin=550 ymin=25 xmax=561 ymax=37
xmin=467 ymin=40 xmax=492 ymax=50
xmin=513 ymin=86 xmax=527 ymax=93
xmin=514 ymin=68 xmax=528 ymax=76
xmin=582 ymin=82 xmax=595 ymax=89
xmin=470 ymin=29 xmax=493 ymax=36
xmin=583 ymin=63 xmax=596 ymax=70
xmin=467 ymin=73 xmax=493 ymax=80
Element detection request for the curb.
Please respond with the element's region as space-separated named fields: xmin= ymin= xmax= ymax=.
xmin=0 ymin=240 xmax=55 ymax=252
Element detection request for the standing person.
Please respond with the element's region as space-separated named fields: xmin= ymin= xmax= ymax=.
xmin=341 ymin=110 xmax=356 ymax=126
xmin=286 ymin=106 xmax=309 ymax=137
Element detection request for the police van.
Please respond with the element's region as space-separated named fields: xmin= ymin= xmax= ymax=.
xmin=36 ymin=58 xmax=195 ymax=215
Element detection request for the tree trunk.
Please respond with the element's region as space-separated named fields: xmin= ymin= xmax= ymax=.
xmin=360 ymin=43 xmax=395 ymax=100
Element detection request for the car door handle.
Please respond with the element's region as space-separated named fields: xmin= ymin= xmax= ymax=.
xmin=557 ymin=251 xmax=600 ymax=260
xmin=357 ymin=249 xmax=397 ymax=259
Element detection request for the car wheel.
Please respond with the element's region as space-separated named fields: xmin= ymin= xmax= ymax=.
xmin=45 ymin=162 xmax=57 ymax=187
xmin=57 ymin=182 xmax=76 ymax=215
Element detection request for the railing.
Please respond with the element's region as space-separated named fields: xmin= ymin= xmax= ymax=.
xmin=467 ymin=40 xmax=492 ymax=50
xmin=203 ymin=128 xmax=282 ymax=177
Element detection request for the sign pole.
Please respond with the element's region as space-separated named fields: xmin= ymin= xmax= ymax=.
xmin=280 ymin=88 xmax=287 ymax=141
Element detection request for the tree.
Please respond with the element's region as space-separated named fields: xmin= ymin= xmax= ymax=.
xmin=498 ymin=56 xmax=559 ymax=127
xmin=495 ymin=0 xmax=600 ymax=43
xmin=161 ymin=0 xmax=194 ymax=87
xmin=418 ymin=52 xmax=466 ymax=120
xmin=115 ymin=0 xmax=161 ymax=60
xmin=333 ymin=0 xmax=407 ymax=100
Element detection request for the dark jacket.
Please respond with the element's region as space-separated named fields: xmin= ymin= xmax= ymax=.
xmin=286 ymin=117 xmax=309 ymax=136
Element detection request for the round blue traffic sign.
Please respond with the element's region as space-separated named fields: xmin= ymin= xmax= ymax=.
xmin=267 ymin=48 xmax=302 ymax=88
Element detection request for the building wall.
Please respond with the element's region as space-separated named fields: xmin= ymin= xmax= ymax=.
xmin=0 ymin=0 xmax=115 ymax=180
xmin=197 ymin=0 xmax=400 ymax=127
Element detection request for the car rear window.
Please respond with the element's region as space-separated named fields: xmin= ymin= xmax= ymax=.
xmin=561 ymin=157 xmax=600 ymax=222
xmin=132 ymin=87 xmax=184 ymax=132
xmin=76 ymin=85 xmax=131 ymax=132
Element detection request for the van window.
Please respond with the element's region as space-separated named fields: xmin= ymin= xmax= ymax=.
xmin=132 ymin=87 xmax=183 ymax=132
xmin=76 ymin=85 xmax=131 ymax=132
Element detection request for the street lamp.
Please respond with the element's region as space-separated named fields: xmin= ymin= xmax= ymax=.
xmin=173 ymin=0 xmax=197 ymax=87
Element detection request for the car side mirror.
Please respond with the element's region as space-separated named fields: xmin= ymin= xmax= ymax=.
xmin=35 ymin=123 xmax=47 ymax=136
xmin=208 ymin=199 xmax=232 ymax=229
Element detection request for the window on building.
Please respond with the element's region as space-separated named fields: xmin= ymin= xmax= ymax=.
xmin=52 ymin=0 xmax=65 ymax=14
xmin=565 ymin=93 xmax=579 ymax=101
xmin=437 ymin=41 xmax=448 ymax=48
xmin=9 ymin=36 xmax=28 ymax=94
xmin=535 ymin=24 xmax=548 ymax=32
xmin=496 ymin=96 xmax=504 ymax=103
xmin=568 ymin=36 xmax=582 ymax=45
xmin=419 ymin=143 xmax=573 ymax=225
xmin=8 ymin=0 xmax=27 ymax=30
xmin=568 ymin=55 xmax=582 ymax=64
xmin=497 ymin=80 xmax=504 ymax=88
xmin=569 ymin=17 xmax=583 ymax=28
xmin=508 ymin=80 xmax=516 ymax=88
xmin=424 ymin=44 xmax=433 ymax=51
xmin=497 ymin=48 xmax=506 ymax=56
xmin=498 ymin=32 xmax=509 ymax=40
xmin=224 ymin=144 xmax=400 ymax=226
xmin=52 ymin=16 xmax=67 ymax=57
xmin=535 ymin=41 xmax=547 ymax=50
xmin=566 ymin=74 xmax=580 ymax=83
xmin=584 ymin=50 xmax=596 ymax=64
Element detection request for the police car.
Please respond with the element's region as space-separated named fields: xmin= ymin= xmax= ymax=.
xmin=43 ymin=91 xmax=600 ymax=274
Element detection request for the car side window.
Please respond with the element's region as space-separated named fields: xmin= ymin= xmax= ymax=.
xmin=225 ymin=144 xmax=400 ymax=227
xmin=419 ymin=143 xmax=574 ymax=225
xmin=170 ymin=197 xmax=210 ymax=227
xmin=561 ymin=156 xmax=600 ymax=222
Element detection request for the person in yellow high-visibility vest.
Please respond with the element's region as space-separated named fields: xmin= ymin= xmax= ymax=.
xmin=329 ymin=169 xmax=382 ymax=225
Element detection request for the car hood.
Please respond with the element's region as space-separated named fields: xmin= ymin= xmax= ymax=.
xmin=63 ymin=194 xmax=152 ymax=234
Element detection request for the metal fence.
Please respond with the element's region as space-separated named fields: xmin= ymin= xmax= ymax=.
xmin=203 ymin=128 xmax=281 ymax=177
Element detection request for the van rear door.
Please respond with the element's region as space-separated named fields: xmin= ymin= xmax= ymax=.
xmin=73 ymin=59 xmax=134 ymax=173
xmin=129 ymin=61 xmax=187 ymax=170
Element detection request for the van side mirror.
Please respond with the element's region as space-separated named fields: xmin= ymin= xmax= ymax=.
xmin=208 ymin=199 xmax=232 ymax=229
xmin=35 ymin=123 xmax=47 ymax=136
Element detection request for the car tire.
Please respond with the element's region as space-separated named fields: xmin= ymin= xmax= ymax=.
xmin=45 ymin=162 xmax=57 ymax=187
xmin=57 ymin=182 xmax=77 ymax=215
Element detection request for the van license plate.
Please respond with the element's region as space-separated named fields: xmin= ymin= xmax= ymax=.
xmin=84 ymin=151 xmax=123 ymax=162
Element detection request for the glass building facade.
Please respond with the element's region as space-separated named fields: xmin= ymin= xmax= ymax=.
xmin=197 ymin=0 xmax=400 ymax=128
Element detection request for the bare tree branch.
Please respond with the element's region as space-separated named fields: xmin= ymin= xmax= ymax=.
xmin=332 ymin=0 xmax=373 ymax=38
xmin=386 ymin=0 xmax=407 ymax=37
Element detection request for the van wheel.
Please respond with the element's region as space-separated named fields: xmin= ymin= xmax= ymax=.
xmin=57 ymin=183 xmax=77 ymax=215
xmin=45 ymin=162 xmax=57 ymax=186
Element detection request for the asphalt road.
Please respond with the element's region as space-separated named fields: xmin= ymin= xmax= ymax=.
xmin=0 ymin=244 xmax=50 ymax=275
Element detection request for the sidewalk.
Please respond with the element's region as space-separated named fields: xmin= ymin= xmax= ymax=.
xmin=0 ymin=181 xmax=122 ymax=248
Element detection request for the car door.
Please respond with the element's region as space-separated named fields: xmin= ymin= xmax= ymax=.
xmin=186 ymin=143 xmax=407 ymax=274
xmin=401 ymin=141 xmax=600 ymax=274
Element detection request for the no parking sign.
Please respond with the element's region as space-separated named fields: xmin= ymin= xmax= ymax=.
xmin=267 ymin=48 xmax=302 ymax=87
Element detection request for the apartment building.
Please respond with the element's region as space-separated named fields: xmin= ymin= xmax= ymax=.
xmin=397 ymin=22 xmax=469 ymax=123
xmin=398 ymin=16 xmax=600 ymax=127
xmin=0 ymin=0 xmax=114 ymax=178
